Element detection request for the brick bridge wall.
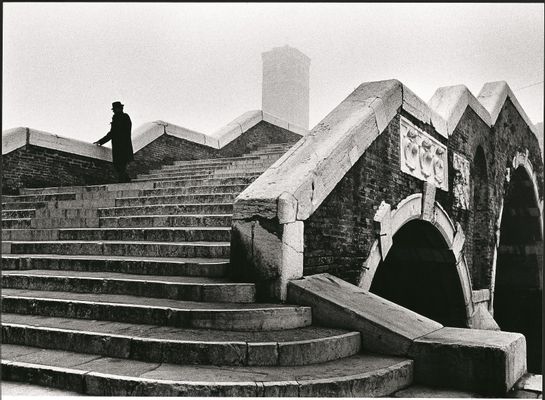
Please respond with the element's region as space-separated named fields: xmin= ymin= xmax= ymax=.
xmin=128 ymin=122 xmax=301 ymax=177
xmin=232 ymin=80 xmax=543 ymax=332
xmin=303 ymin=100 xmax=543 ymax=290
xmin=1 ymin=144 xmax=118 ymax=195
xmin=2 ymin=120 xmax=302 ymax=195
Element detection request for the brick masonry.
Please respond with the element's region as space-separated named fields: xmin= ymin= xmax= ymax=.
xmin=128 ymin=121 xmax=301 ymax=177
xmin=1 ymin=145 xmax=118 ymax=195
xmin=2 ymin=121 xmax=301 ymax=195
xmin=303 ymin=102 xmax=543 ymax=293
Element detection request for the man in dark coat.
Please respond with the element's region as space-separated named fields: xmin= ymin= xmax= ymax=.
xmin=94 ymin=101 xmax=134 ymax=183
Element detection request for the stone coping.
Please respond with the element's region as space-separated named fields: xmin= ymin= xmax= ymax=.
xmin=477 ymin=81 xmax=537 ymax=134
xmin=429 ymin=81 xmax=539 ymax=137
xmin=428 ymin=84 xmax=492 ymax=135
xmin=2 ymin=127 xmax=113 ymax=161
xmin=2 ymin=110 xmax=307 ymax=159
xmin=235 ymin=80 xmax=430 ymax=223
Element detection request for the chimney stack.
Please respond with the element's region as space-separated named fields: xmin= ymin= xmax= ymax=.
xmin=262 ymin=45 xmax=310 ymax=129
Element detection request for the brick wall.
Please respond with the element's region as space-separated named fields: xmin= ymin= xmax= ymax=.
xmin=303 ymin=103 xmax=543 ymax=290
xmin=1 ymin=144 xmax=117 ymax=195
xmin=303 ymin=112 xmax=425 ymax=284
xmin=440 ymin=106 xmax=494 ymax=289
xmin=2 ymin=121 xmax=301 ymax=194
xmin=128 ymin=121 xmax=301 ymax=177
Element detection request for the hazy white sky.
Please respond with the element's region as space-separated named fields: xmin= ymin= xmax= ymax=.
xmin=3 ymin=3 xmax=544 ymax=143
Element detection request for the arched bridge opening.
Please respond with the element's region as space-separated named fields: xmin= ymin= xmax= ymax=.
xmin=495 ymin=165 xmax=543 ymax=373
xmin=370 ymin=219 xmax=468 ymax=328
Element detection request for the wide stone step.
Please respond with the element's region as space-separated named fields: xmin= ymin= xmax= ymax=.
xmin=2 ymin=209 xmax=36 ymax=219
xmin=31 ymin=208 xmax=99 ymax=219
xmin=99 ymin=214 xmax=232 ymax=228
xmin=2 ymin=270 xmax=255 ymax=303
xmin=2 ymin=314 xmax=360 ymax=366
xmin=26 ymin=198 xmax=116 ymax=211
xmin=152 ymin=176 xmax=258 ymax=188
xmin=172 ymin=155 xmax=266 ymax=166
xmin=138 ymin=168 xmax=223 ymax=179
xmin=138 ymin=184 xmax=248 ymax=196
xmin=115 ymin=193 xmax=238 ymax=207
xmin=154 ymin=160 xmax=277 ymax=173
xmin=2 ymin=193 xmax=78 ymax=203
xmin=2 ymin=227 xmax=231 ymax=242
xmin=98 ymin=203 xmax=234 ymax=217
xmin=1 ymin=289 xmax=312 ymax=331
xmin=2 ymin=254 xmax=229 ymax=277
xmin=137 ymin=170 xmax=266 ymax=181
xmin=29 ymin=217 xmax=101 ymax=229
xmin=1 ymin=344 xmax=413 ymax=397
xmin=133 ymin=172 xmax=262 ymax=183
xmin=2 ymin=201 xmax=48 ymax=210
xmin=3 ymin=240 xmax=230 ymax=258
xmin=2 ymin=219 xmax=32 ymax=229
xmin=19 ymin=182 xmax=155 ymax=195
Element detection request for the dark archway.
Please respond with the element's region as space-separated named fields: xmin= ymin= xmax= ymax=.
xmin=370 ymin=220 xmax=468 ymax=327
xmin=471 ymin=146 xmax=491 ymax=289
xmin=495 ymin=166 xmax=543 ymax=373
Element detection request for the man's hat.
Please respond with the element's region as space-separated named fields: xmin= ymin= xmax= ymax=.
xmin=111 ymin=101 xmax=124 ymax=110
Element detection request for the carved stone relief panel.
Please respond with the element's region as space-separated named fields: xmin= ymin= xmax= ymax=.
xmin=453 ymin=152 xmax=470 ymax=210
xmin=399 ymin=117 xmax=448 ymax=191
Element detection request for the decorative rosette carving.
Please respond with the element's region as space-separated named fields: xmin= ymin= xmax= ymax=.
xmin=399 ymin=117 xmax=448 ymax=191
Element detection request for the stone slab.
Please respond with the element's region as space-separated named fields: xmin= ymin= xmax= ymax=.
xmin=2 ymin=344 xmax=413 ymax=397
xmin=287 ymin=273 xmax=442 ymax=356
xmin=2 ymin=127 xmax=28 ymax=155
xmin=1 ymin=380 xmax=82 ymax=396
xmin=409 ymin=326 xmax=527 ymax=396
xmin=28 ymin=128 xmax=112 ymax=161
xmin=392 ymin=384 xmax=484 ymax=398
xmin=515 ymin=373 xmax=543 ymax=393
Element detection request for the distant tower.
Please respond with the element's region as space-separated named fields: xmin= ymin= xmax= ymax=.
xmin=262 ymin=45 xmax=310 ymax=129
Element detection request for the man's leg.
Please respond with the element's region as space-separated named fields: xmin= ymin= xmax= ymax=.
xmin=114 ymin=161 xmax=131 ymax=183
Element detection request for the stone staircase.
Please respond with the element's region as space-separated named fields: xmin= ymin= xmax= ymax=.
xmin=1 ymin=143 xmax=413 ymax=396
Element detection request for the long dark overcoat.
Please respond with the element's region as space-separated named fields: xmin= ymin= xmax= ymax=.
xmin=97 ymin=112 xmax=134 ymax=165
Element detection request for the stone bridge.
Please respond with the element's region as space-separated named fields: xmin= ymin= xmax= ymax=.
xmin=232 ymin=79 xmax=543 ymax=373
xmin=1 ymin=77 xmax=542 ymax=396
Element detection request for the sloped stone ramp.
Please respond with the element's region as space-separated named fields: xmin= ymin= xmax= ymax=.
xmin=289 ymin=274 xmax=528 ymax=397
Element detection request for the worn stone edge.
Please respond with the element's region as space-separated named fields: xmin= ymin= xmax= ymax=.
xmin=1 ymin=358 xmax=413 ymax=397
xmin=477 ymin=81 xmax=538 ymax=135
xmin=2 ymin=110 xmax=308 ymax=158
xmin=2 ymin=127 xmax=113 ymax=161
xmin=428 ymin=85 xmax=492 ymax=136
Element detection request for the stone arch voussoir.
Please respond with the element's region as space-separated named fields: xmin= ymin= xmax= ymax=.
xmin=359 ymin=192 xmax=474 ymax=323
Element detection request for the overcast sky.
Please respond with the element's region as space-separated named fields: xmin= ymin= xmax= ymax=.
xmin=3 ymin=3 xmax=544 ymax=143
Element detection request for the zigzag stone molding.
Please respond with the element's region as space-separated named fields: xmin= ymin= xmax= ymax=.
xmin=429 ymin=81 xmax=539 ymax=138
xmin=2 ymin=110 xmax=307 ymax=159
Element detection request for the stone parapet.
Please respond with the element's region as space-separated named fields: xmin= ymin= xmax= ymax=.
xmin=2 ymin=127 xmax=112 ymax=161
xmin=2 ymin=111 xmax=305 ymax=194
xmin=288 ymin=273 xmax=527 ymax=396
xmin=3 ymin=111 xmax=307 ymax=159
xmin=232 ymin=79 xmax=447 ymax=299
xmin=232 ymin=78 xmax=542 ymax=302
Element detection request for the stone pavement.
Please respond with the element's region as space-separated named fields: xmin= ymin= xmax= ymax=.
xmin=1 ymin=380 xmax=81 ymax=396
